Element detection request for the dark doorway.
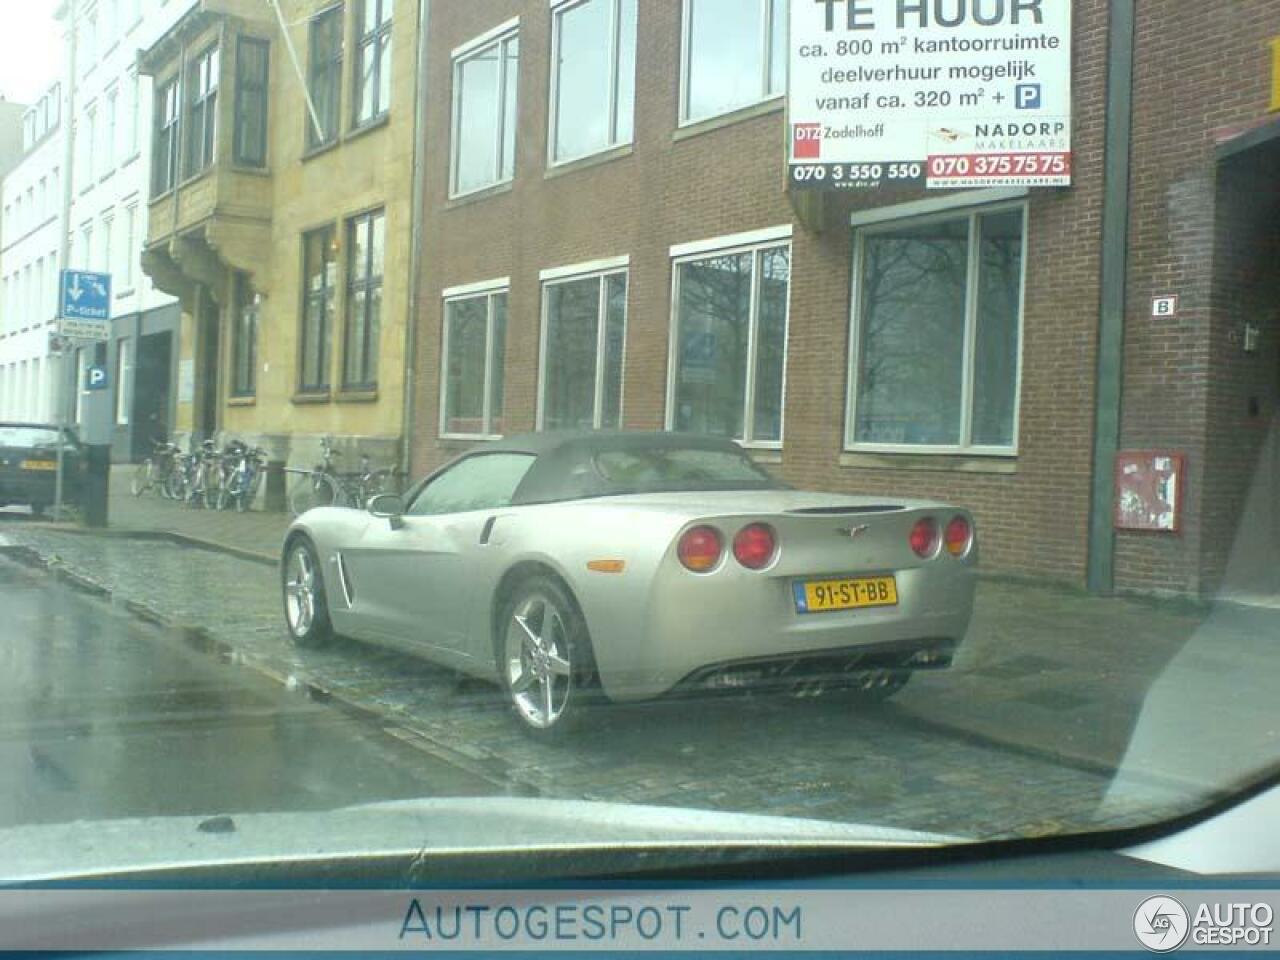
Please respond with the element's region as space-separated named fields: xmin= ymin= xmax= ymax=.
xmin=196 ymin=287 xmax=220 ymax=443
xmin=130 ymin=332 xmax=173 ymax=460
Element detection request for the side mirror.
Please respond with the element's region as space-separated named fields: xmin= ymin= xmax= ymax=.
xmin=367 ymin=492 xmax=406 ymax=530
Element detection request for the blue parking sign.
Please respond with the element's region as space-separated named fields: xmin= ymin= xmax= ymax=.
xmin=60 ymin=270 xmax=112 ymax=321
xmin=85 ymin=365 xmax=109 ymax=391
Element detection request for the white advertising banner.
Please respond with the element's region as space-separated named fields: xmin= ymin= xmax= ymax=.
xmin=789 ymin=0 xmax=1073 ymax=191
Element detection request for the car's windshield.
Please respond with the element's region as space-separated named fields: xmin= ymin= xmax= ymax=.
xmin=1 ymin=0 xmax=1279 ymax=900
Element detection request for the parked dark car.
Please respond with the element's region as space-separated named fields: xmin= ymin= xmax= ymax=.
xmin=0 ymin=422 xmax=83 ymax=516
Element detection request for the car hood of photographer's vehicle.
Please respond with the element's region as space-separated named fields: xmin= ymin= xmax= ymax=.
xmin=0 ymin=797 xmax=958 ymax=885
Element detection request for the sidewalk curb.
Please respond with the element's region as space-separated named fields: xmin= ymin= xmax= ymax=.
xmin=23 ymin=522 xmax=278 ymax=567
xmin=0 ymin=542 xmax=529 ymax=797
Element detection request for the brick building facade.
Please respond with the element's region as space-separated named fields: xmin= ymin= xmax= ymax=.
xmin=406 ymin=0 xmax=1278 ymax=600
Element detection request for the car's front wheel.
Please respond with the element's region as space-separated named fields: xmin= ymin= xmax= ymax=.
xmin=498 ymin=577 xmax=598 ymax=738
xmin=282 ymin=538 xmax=333 ymax=648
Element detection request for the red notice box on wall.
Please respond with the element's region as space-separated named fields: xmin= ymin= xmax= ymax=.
xmin=1115 ymin=451 xmax=1187 ymax=533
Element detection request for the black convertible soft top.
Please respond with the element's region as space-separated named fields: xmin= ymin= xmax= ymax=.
xmin=454 ymin=431 xmax=782 ymax=505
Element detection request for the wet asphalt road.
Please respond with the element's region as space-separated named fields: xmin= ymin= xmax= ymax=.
xmin=0 ymin=559 xmax=499 ymax=828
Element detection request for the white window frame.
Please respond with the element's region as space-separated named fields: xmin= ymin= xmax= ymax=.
xmin=678 ymin=0 xmax=786 ymax=127
xmin=547 ymin=0 xmax=635 ymax=167
xmin=449 ymin=19 xmax=520 ymax=200
xmin=664 ymin=227 xmax=793 ymax=450
xmin=439 ymin=279 xmax=510 ymax=440
xmin=536 ymin=256 xmax=630 ymax=431
xmin=845 ymin=198 xmax=1029 ymax=456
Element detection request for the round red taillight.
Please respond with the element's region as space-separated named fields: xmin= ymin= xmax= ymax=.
xmin=909 ymin=517 xmax=940 ymax=559
xmin=732 ymin=523 xmax=777 ymax=570
xmin=945 ymin=515 xmax=973 ymax=557
xmin=678 ymin=525 xmax=723 ymax=573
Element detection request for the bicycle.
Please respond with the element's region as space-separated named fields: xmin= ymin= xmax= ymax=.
xmin=218 ymin=443 xmax=268 ymax=513
xmin=287 ymin=436 xmax=394 ymax=516
xmin=130 ymin=440 xmax=182 ymax=499
xmin=179 ymin=439 xmax=220 ymax=509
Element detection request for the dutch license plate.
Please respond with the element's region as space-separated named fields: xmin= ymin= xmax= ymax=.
xmin=793 ymin=576 xmax=898 ymax=614
xmin=20 ymin=460 xmax=57 ymax=471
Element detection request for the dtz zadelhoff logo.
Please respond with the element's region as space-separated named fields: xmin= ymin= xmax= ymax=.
xmin=793 ymin=123 xmax=822 ymax=159
xmin=1134 ymin=896 xmax=1190 ymax=952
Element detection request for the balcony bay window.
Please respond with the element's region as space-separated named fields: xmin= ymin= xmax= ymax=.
xmin=442 ymin=286 xmax=507 ymax=437
xmin=186 ymin=46 xmax=219 ymax=176
xmin=152 ymin=79 xmax=178 ymax=193
xmin=681 ymin=0 xmax=787 ymax=125
xmin=451 ymin=23 xmax=519 ymax=197
xmin=539 ymin=267 xmax=626 ymax=430
xmin=848 ymin=205 xmax=1026 ymax=452
xmin=669 ymin=234 xmax=790 ymax=446
xmin=549 ymin=0 xmax=636 ymax=165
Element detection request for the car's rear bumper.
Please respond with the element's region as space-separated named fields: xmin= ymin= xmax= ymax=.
xmin=593 ymin=562 xmax=976 ymax=701
xmin=0 ymin=468 xmax=71 ymax=507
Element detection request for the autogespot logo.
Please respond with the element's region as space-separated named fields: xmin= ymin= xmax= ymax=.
xmin=1134 ymin=896 xmax=1190 ymax=952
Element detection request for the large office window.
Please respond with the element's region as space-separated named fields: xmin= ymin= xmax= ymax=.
xmin=307 ymin=5 xmax=343 ymax=147
xmin=185 ymin=45 xmax=219 ymax=176
xmin=540 ymin=268 xmax=626 ymax=430
xmin=681 ymin=0 xmax=787 ymax=124
xmin=121 ymin=205 xmax=137 ymax=288
xmin=234 ymin=37 xmax=270 ymax=167
xmin=549 ymin=0 xmax=636 ymax=165
xmin=300 ymin=226 xmax=337 ymax=391
xmin=354 ymin=0 xmax=393 ymax=126
xmin=343 ymin=209 xmax=385 ymax=389
xmin=450 ymin=25 xmax=519 ymax=197
xmin=442 ymin=287 xmax=507 ymax=437
xmin=849 ymin=206 xmax=1025 ymax=452
xmin=126 ymin=73 xmax=140 ymax=156
xmin=232 ymin=272 xmax=258 ymax=397
xmin=152 ymin=78 xmax=179 ymax=194
xmin=669 ymin=236 xmax=790 ymax=445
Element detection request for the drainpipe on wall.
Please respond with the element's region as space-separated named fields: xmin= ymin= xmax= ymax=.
xmin=400 ymin=0 xmax=431 ymax=480
xmin=1086 ymin=0 xmax=1137 ymax=595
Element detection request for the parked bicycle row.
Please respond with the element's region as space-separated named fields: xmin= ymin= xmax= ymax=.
xmin=130 ymin=436 xmax=402 ymax=517
xmin=130 ymin=438 xmax=270 ymax=512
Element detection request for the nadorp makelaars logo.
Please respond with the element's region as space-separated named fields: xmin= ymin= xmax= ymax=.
xmin=1134 ymin=896 xmax=1190 ymax=952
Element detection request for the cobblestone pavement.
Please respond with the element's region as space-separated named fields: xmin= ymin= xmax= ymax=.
xmin=1 ymin=522 xmax=1232 ymax=842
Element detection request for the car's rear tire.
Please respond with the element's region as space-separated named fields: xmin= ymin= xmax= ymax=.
xmin=496 ymin=576 xmax=599 ymax=740
xmin=282 ymin=538 xmax=333 ymax=648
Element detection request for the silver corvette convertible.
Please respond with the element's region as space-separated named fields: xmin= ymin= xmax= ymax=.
xmin=281 ymin=432 xmax=977 ymax=735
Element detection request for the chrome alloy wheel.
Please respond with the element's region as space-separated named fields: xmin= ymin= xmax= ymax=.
xmin=284 ymin=546 xmax=317 ymax=638
xmin=504 ymin=594 xmax=574 ymax=729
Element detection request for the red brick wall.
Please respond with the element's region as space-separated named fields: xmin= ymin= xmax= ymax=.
xmin=1116 ymin=0 xmax=1279 ymax=596
xmin=411 ymin=0 xmax=1113 ymax=586
xmin=412 ymin=0 xmax=1276 ymax=595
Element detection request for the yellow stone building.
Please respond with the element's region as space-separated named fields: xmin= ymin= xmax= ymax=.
xmin=139 ymin=0 xmax=417 ymax=471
